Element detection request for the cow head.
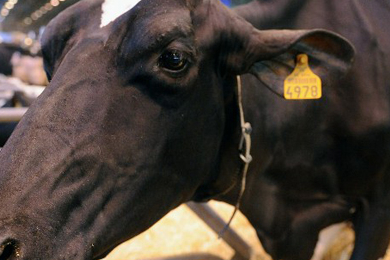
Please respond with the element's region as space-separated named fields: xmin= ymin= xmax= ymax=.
xmin=0 ymin=0 xmax=354 ymax=258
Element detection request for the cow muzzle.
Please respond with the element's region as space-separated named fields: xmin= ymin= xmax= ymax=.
xmin=0 ymin=238 xmax=20 ymax=260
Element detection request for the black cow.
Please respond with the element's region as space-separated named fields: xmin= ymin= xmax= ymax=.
xmin=229 ymin=0 xmax=390 ymax=259
xmin=0 ymin=0 xmax=358 ymax=259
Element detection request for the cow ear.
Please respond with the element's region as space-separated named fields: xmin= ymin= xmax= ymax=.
xmin=40 ymin=8 xmax=76 ymax=81
xmin=228 ymin=29 xmax=355 ymax=97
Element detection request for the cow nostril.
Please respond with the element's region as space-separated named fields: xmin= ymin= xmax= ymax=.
xmin=0 ymin=240 xmax=19 ymax=260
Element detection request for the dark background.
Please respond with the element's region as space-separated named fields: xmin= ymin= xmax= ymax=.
xmin=0 ymin=0 xmax=80 ymax=32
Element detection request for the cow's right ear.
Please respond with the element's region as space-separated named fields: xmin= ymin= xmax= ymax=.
xmin=41 ymin=10 xmax=75 ymax=81
xmin=193 ymin=0 xmax=354 ymax=97
xmin=241 ymin=29 xmax=356 ymax=97
xmin=219 ymin=20 xmax=355 ymax=97
xmin=221 ymin=26 xmax=355 ymax=97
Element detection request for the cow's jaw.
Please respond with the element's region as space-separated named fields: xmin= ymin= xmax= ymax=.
xmin=0 ymin=138 xmax=196 ymax=259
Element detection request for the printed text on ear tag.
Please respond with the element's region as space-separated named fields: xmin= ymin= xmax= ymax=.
xmin=284 ymin=54 xmax=322 ymax=100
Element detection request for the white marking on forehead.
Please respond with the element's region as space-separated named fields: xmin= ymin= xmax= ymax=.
xmin=100 ymin=0 xmax=141 ymax=28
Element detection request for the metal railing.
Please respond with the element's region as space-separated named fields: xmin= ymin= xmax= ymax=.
xmin=0 ymin=107 xmax=28 ymax=122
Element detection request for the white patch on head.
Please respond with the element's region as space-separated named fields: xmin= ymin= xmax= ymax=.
xmin=100 ymin=0 xmax=141 ymax=28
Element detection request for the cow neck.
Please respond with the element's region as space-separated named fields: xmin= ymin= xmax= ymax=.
xmin=219 ymin=75 xmax=253 ymax=237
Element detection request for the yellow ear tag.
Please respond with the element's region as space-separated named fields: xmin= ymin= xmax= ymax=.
xmin=284 ymin=54 xmax=322 ymax=100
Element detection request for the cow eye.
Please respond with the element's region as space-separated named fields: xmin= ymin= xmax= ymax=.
xmin=159 ymin=50 xmax=188 ymax=72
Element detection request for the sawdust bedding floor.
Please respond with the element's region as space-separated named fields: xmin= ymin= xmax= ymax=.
xmin=103 ymin=201 xmax=390 ymax=260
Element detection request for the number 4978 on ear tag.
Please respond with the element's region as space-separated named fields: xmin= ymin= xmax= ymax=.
xmin=284 ymin=54 xmax=322 ymax=100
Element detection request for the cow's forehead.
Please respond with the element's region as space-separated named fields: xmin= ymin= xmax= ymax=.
xmin=97 ymin=0 xmax=194 ymax=56
xmin=100 ymin=0 xmax=142 ymax=28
